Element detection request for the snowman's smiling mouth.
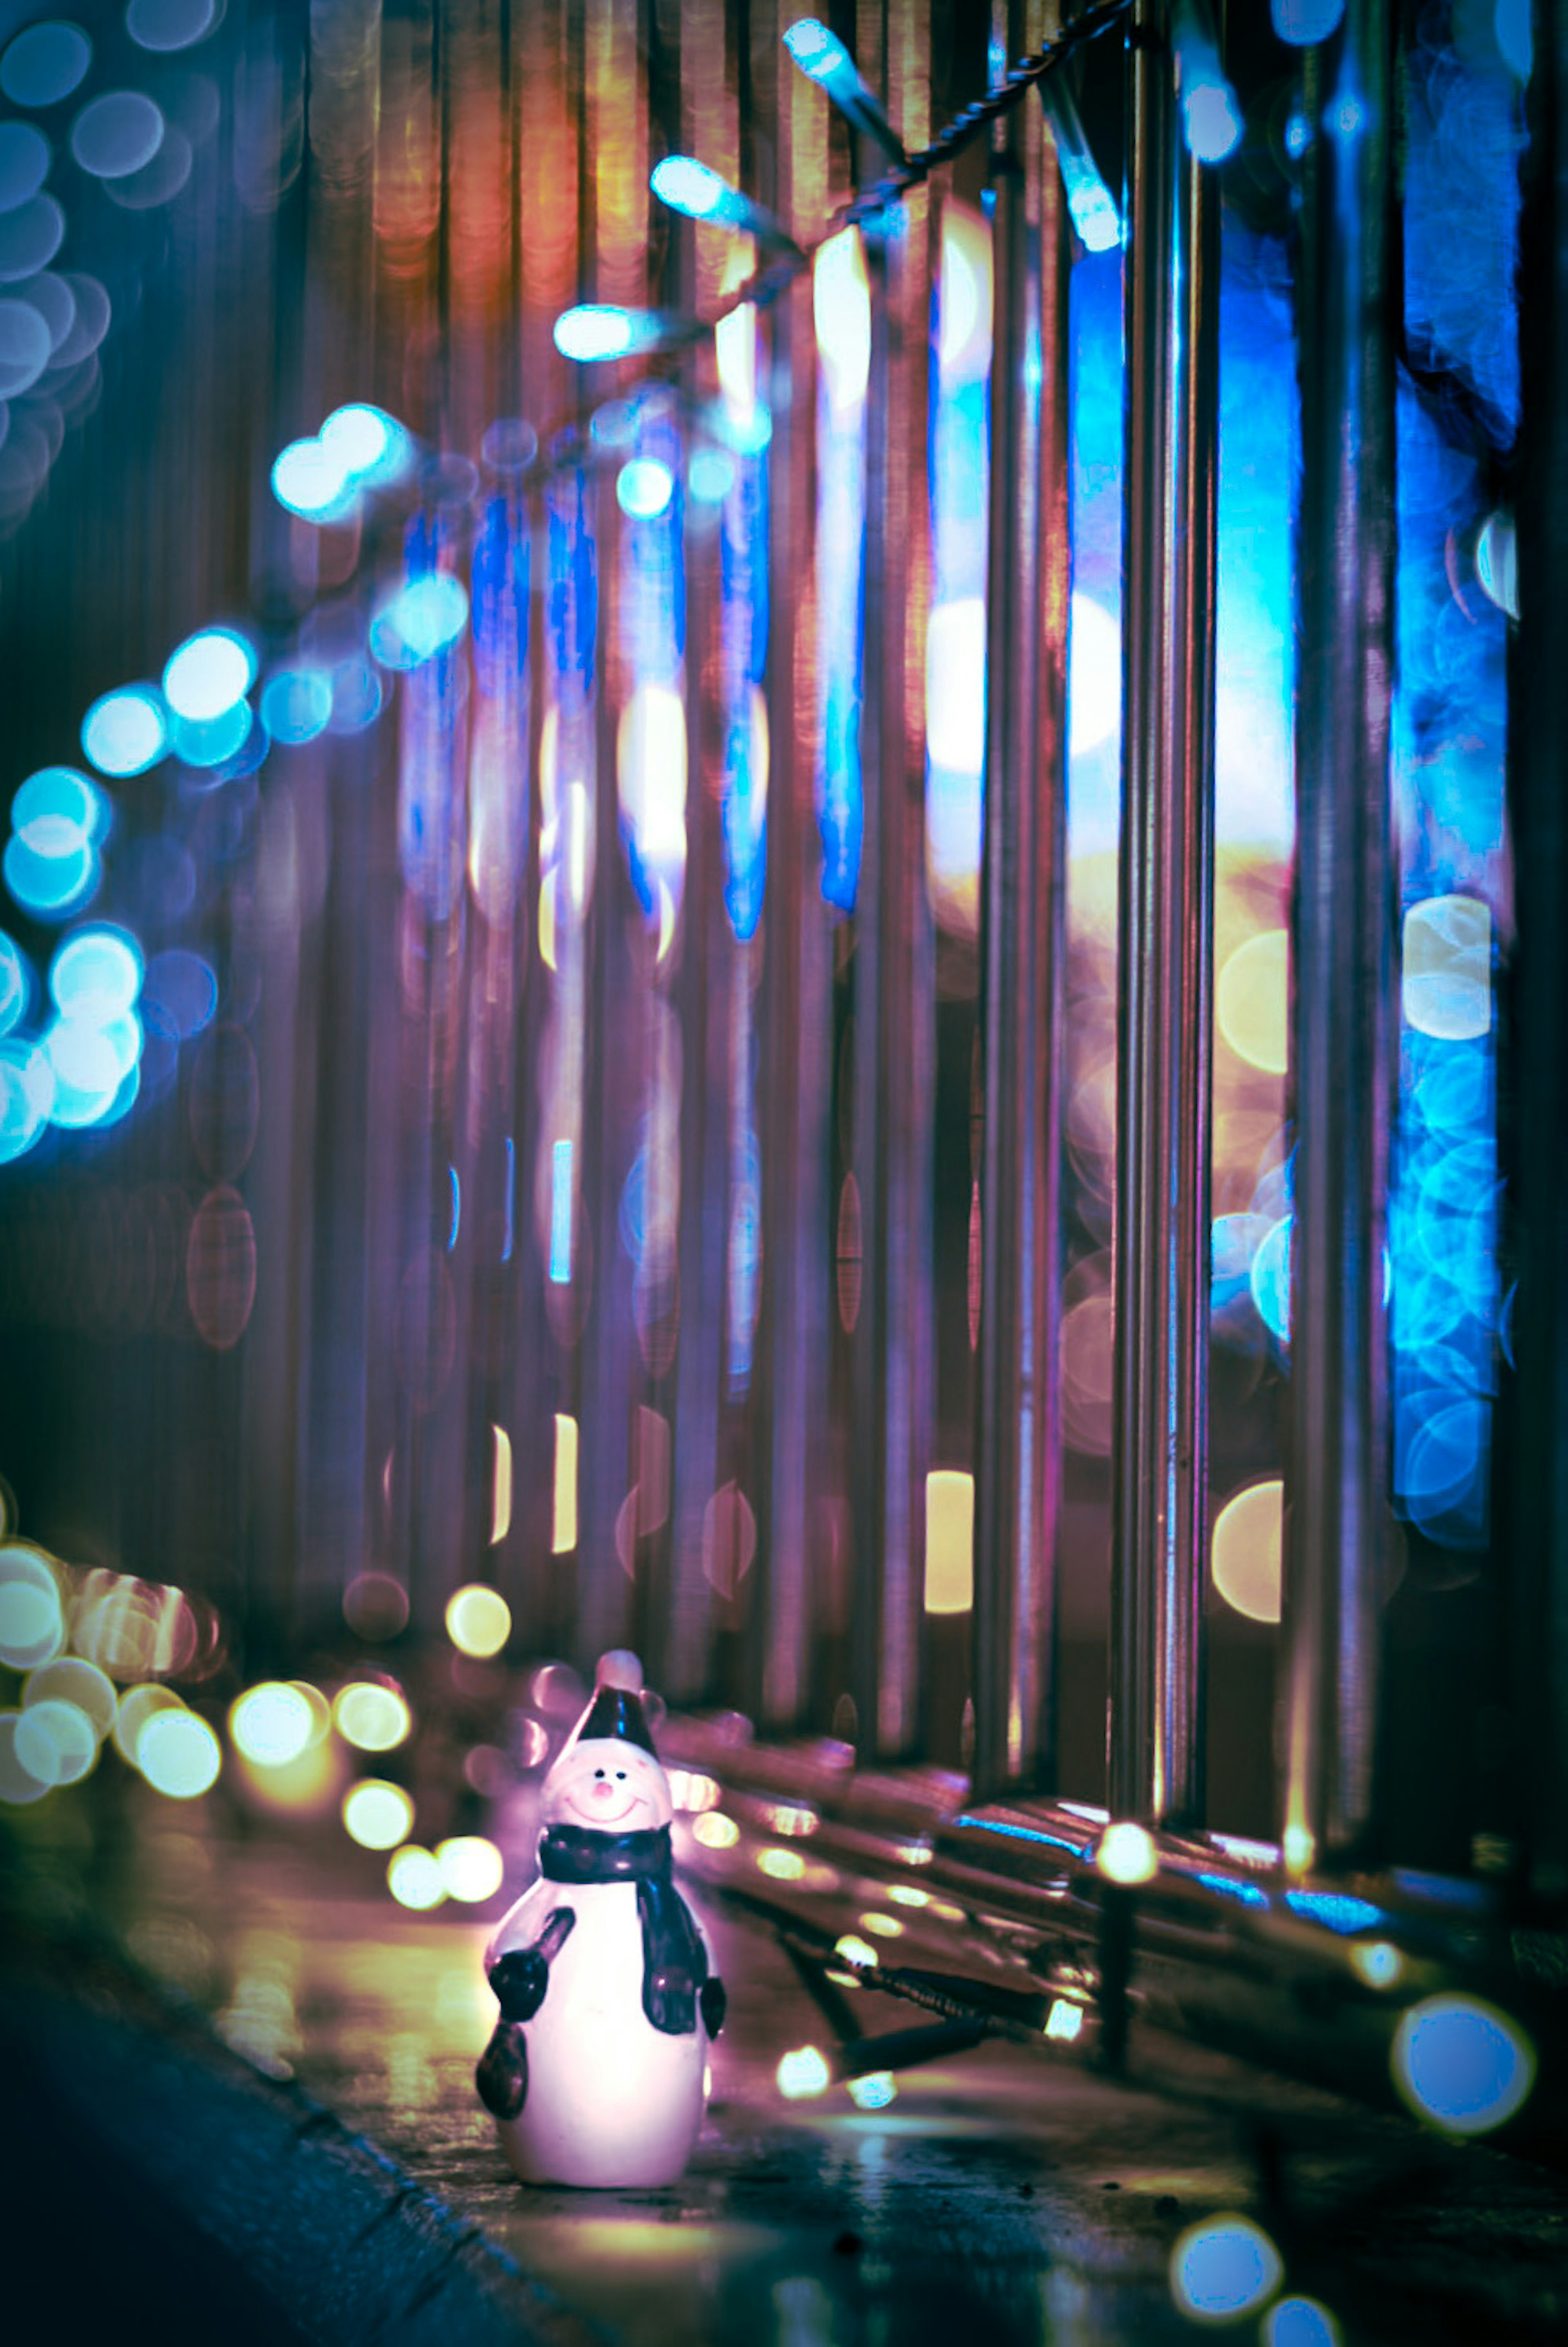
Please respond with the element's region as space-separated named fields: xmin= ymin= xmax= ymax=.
xmin=564 ymin=1787 xmax=644 ymax=1827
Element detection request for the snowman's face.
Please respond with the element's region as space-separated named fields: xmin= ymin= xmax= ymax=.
xmin=543 ymin=1735 xmax=673 ymax=1832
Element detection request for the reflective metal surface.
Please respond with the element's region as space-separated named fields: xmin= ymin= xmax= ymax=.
xmin=1494 ymin=0 xmax=1568 ymax=1909
xmin=970 ymin=0 xmax=1070 ymax=1797
xmin=1108 ymin=0 xmax=1220 ymax=1828
xmin=1281 ymin=0 xmax=1398 ymax=1873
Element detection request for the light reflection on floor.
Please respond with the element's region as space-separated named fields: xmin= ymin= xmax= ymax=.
xmin=82 ymin=1816 xmax=1567 ymax=2347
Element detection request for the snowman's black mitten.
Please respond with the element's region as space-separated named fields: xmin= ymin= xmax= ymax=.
xmin=488 ymin=1907 xmax=576 ymax=2020
xmin=476 ymin=2019 xmax=528 ymax=2119
xmin=489 ymin=1947 xmax=549 ymax=2021
xmin=699 ymin=1977 xmax=727 ymax=2039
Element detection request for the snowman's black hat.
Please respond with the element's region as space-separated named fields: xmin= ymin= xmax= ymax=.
xmin=573 ymin=1650 xmax=658 ymax=1755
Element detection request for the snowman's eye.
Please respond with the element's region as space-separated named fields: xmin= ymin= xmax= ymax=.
xmin=594 ymin=1767 xmax=606 ymax=1778
xmin=616 ymin=1770 xmax=626 ymax=1781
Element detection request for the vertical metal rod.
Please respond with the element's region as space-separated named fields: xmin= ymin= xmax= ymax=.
xmin=757 ymin=6 xmax=832 ymax=1730
xmin=1108 ymin=0 xmax=1219 ymax=1827
xmin=1280 ymin=0 xmax=1397 ymax=1874
xmin=660 ymin=513 xmax=722 ymax=1700
xmin=971 ymin=0 xmax=1071 ymax=1797
xmin=847 ymin=216 xmax=906 ymax=1754
xmin=847 ymin=8 xmax=934 ymax=1760
xmin=1491 ymin=0 xmax=1568 ymax=1908
xmin=756 ymin=275 xmax=826 ymax=1728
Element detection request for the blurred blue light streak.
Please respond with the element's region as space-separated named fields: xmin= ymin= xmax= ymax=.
xmin=814 ymin=234 xmax=869 ymax=912
xmin=550 ymin=1139 xmax=573 ymax=1283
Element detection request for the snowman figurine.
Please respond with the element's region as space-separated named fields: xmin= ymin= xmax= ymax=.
xmin=475 ymin=1649 xmax=726 ymax=2187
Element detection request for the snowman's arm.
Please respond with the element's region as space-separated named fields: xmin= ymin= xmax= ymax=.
xmin=690 ymin=1904 xmax=726 ymax=2035
xmin=685 ymin=1901 xmax=726 ymax=2037
xmin=488 ymin=1906 xmax=576 ymax=2020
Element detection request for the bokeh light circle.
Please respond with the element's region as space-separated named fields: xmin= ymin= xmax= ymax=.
xmin=387 ymin=1843 xmax=445 ymax=1910
xmin=259 ymin=668 xmax=332 ymax=745
xmin=1270 ymin=2 xmax=1346 ymax=44
xmin=111 ymin=1680 xmax=183 ymax=1765
xmin=0 ymin=296 xmax=51 ymax=397
xmin=321 ymin=402 xmax=410 ymax=488
xmin=1169 ymin=2215 xmax=1283 ymax=2323
xmin=688 ymin=448 xmax=734 ymax=504
xmin=777 ymin=2045 xmax=832 ymax=2099
xmin=325 ymin=658 xmax=382 ymax=733
xmin=12 ymin=764 xmax=105 ymax=850
xmin=369 ymin=574 xmax=468 ymax=669
xmin=22 ymin=270 xmax=74 ymax=355
xmin=1392 ymin=1993 xmax=1535 ymax=2136
xmin=0 ymin=1711 xmax=51 ymax=1804
xmin=1262 ymin=2298 xmax=1342 ymax=2347
xmin=1210 ymin=1479 xmax=1283 ymax=1624
xmin=163 ymin=626 xmax=255 ymax=722
xmin=140 ymin=948 xmax=216 ymax=1041
xmin=0 ymin=929 xmax=31 ymax=1036
xmin=229 ymin=1680 xmax=315 ymax=1768
xmin=616 ymin=457 xmax=675 ymax=520
xmin=1217 ymin=929 xmax=1290 ymax=1074
xmin=436 ymin=1834 xmax=505 ymax=1902
xmin=334 ymin=1680 xmax=412 ymax=1752
xmin=0 ymin=121 xmax=51 ymax=212
xmin=271 ymin=436 xmax=351 ymax=520
xmin=82 ymin=684 xmax=169 ymax=776
xmin=1 ymin=23 xmax=93 ymax=110
xmin=3 ymin=833 xmax=97 ymax=918
xmin=342 ymin=1777 xmax=414 ymax=1850
xmin=49 ymin=1045 xmax=138 ymax=1130
xmin=480 ymin=417 xmax=537 ymax=474
xmin=1096 ymin=1820 xmax=1158 ymax=1886
xmin=341 ymin=1570 xmax=409 ymax=1641
xmin=15 ymin=1695 xmax=97 ymax=1785
xmin=137 ymin=1704 xmax=221 ymax=1797
xmin=169 ymin=699 xmax=254 ymax=770
xmin=445 ymin=1582 xmax=511 ymax=1659
xmin=0 ymin=1035 xmax=55 ymax=1158
xmin=0 ymin=194 xmax=65 ymax=280
xmin=0 ymin=1551 xmax=65 ymax=1667
xmin=1251 ymin=1214 xmax=1292 ymax=1343
xmin=23 ymin=1655 xmax=116 ymax=1740
xmin=50 ymin=924 xmax=143 ymax=1017
xmin=1403 ymin=895 xmax=1492 ymax=1042
xmin=53 ymin=272 xmax=110 ymax=365
xmin=71 ymin=91 xmax=165 ymax=180
xmin=126 ymin=0 xmax=218 ymax=54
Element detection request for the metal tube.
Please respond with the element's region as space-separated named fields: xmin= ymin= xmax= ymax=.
xmin=848 ymin=15 xmax=935 ymax=1760
xmin=971 ymin=0 xmax=1071 ymax=1798
xmin=1280 ymin=1 xmax=1397 ymax=1874
xmin=1107 ymin=0 xmax=1219 ymax=1826
xmin=756 ymin=4 xmax=834 ymax=1730
xmin=1491 ymin=1 xmax=1568 ymax=1908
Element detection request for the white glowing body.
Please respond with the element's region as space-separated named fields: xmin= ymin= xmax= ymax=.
xmin=486 ymin=1713 xmax=710 ymax=2189
xmin=487 ymin=1872 xmax=709 ymax=2188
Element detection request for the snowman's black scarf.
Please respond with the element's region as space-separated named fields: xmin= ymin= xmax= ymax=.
xmin=537 ymin=1823 xmax=708 ymax=2035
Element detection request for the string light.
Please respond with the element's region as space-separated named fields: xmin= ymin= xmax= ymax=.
xmin=783 ymin=21 xmax=909 ymax=164
xmin=650 ymin=156 xmax=801 ymax=254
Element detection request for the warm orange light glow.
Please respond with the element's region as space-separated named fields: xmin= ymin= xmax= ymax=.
xmin=445 ymin=1583 xmax=511 ymax=1660
xmin=334 ymin=1680 xmax=412 ymax=1752
xmin=342 ymin=1778 xmax=415 ymax=1851
xmin=552 ymin=1414 xmax=579 ymax=1553
xmin=924 ymin=1470 xmax=974 ymax=1614
xmin=1216 ymin=929 xmax=1291 ymax=1074
xmin=490 ymin=1423 xmax=513 ymax=1546
xmin=1210 ymin=1479 xmax=1284 ymax=1624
